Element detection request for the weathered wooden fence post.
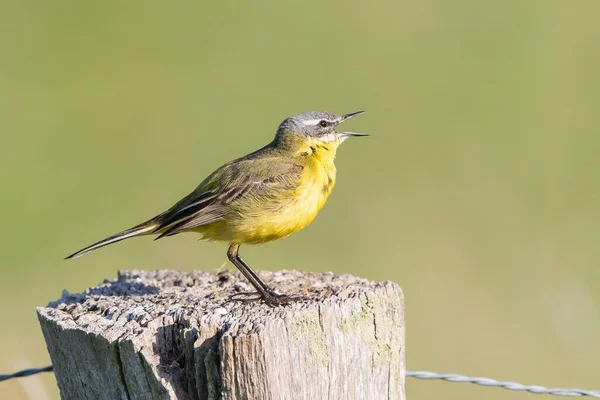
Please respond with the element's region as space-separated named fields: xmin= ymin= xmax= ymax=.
xmin=37 ymin=269 xmax=405 ymax=400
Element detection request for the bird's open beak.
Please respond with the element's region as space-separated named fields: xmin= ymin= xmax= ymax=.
xmin=341 ymin=110 xmax=366 ymax=121
xmin=337 ymin=110 xmax=368 ymax=137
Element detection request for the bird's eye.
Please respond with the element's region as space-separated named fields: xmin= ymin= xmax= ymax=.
xmin=319 ymin=120 xmax=328 ymax=127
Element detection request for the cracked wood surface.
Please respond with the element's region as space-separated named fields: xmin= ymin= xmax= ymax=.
xmin=37 ymin=269 xmax=405 ymax=400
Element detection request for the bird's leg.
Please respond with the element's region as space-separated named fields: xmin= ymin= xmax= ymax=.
xmin=226 ymin=244 xmax=305 ymax=306
xmin=226 ymin=244 xmax=272 ymax=294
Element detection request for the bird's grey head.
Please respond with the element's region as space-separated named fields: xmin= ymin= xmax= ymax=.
xmin=276 ymin=110 xmax=367 ymax=143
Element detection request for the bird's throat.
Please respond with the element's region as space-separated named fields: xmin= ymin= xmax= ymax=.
xmin=297 ymin=137 xmax=340 ymax=162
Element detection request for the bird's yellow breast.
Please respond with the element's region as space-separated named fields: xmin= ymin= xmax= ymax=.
xmin=284 ymin=144 xmax=337 ymax=235
xmin=197 ymin=142 xmax=338 ymax=244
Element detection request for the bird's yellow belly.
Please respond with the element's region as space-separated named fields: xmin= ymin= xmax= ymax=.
xmin=197 ymin=161 xmax=336 ymax=244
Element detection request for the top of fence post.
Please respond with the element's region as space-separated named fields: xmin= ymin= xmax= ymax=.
xmin=37 ymin=269 xmax=406 ymax=400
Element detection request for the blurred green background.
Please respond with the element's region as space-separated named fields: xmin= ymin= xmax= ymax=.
xmin=2 ymin=1 xmax=599 ymax=399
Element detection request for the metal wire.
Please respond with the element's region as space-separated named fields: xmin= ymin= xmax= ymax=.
xmin=407 ymin=371 xmax=600 ymax=398
xmin=0 ymin=365 xmax=53 ymax=382
xmin=2 ymin=365 xmax=600 ymax=397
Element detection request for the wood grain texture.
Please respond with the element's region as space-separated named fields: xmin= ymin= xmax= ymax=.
xmin=37 ymin=269 xmax=405 ymax=400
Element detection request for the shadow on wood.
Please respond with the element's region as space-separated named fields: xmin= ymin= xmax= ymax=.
xmin=37 ymin=269 xmax=405 ymax=400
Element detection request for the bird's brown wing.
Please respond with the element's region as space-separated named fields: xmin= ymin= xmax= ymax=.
xmin=154 ymin=157 xmax=303 ymax=239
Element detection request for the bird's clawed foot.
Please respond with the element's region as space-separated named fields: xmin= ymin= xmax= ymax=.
xmin=225 ymin=289 xmax=307 ymax=307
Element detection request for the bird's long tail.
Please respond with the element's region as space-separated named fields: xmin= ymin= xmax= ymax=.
xmin=65 ymin=220 xmax=159 ymax=259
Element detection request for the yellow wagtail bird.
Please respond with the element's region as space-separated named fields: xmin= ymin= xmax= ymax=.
xmin=66 ymin=110 xmax=368 ymax=305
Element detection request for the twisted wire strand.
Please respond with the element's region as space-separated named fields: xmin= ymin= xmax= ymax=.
xmin=0 ymin=365 xmax=53 ymax=382
xmin=407 ymin=371 xmax=600 ymax=397
xmin=3 ymin=365 xmax=600 ymax=398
